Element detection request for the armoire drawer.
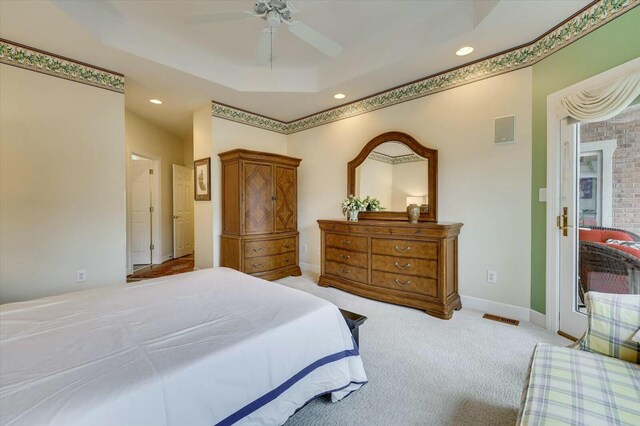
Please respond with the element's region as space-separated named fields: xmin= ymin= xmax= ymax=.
xmin=325 ymin=233 xmax=368 ymax=253
xmin=371 ymin=239 xmax=438 ymax=260
xmin=245 ymin=237 xmax=295 ymax=258
xmin=244 ymin=252 xmax=295 ymax=274
xmin=371 ymin=271 xmax=438 ymax=298
xmin=371 ymin=254 xmax=437 ymax=278
xmin=325 ymin=261 xmax=368 ymax=284
xmin=325 ymin=247 xmax=368 ymax=268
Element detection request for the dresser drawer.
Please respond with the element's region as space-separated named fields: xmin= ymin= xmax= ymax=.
xmin=371 ymin=271 xmax=438 ymax=298
xmin=371 ymin=254 xmax=437 ymax=278
xmin=325 ymin=247 xmax=368 ymax=268
xmin=244 ymin=252 xmax=296 ymax=274
xmin=371 ymin=239 xmax=438 ymax=260
xmin=245 ymin=237 xmax=296 ymax=258
xmin=325 ymin=261 xmax=368 ymax=284
xmin=325 ymin=233 xmax=368 ymax=253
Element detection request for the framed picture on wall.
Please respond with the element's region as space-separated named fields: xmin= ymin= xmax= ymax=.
xmin=194 ymin=157 xmax=211 ymax=201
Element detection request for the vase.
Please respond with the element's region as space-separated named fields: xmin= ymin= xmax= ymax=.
xmin=348 ymin=210 xmax=359 ymax=222
xmin=406 ymin=204 xmax=420 ymax=224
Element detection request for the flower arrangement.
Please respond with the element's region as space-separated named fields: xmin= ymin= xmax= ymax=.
xmin=362 ymin=195 xmax=383 ymax=212
xmin=342 ymin=195 xmax=384 ymax=221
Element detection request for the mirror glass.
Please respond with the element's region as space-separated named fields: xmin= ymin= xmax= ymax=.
xmin=354 ymin=141 xmax=429 ymax=211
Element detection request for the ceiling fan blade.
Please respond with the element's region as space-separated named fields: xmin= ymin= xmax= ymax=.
xmin=185 ymin=11 xmax=253 ymax=25
xmin=287 ymin=21 xmax=342 ymax=58
xmin=256 ymin=28 xmax=273 ymax=66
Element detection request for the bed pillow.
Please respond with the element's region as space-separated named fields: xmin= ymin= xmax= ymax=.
xmin=578 ymin=292 xmax=640 ymax=364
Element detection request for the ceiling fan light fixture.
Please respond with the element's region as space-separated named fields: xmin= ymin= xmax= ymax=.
xmin=334 ymin=93 xmax=346 ymax=100
xmin=149 ymin=99 xmax=163 ymax=105
xmin=456 ymin=46 xmax=474 ymax=56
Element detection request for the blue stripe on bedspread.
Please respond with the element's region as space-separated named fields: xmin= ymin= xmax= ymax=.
xmin=216 ymin=345 xmax=361 ymax=425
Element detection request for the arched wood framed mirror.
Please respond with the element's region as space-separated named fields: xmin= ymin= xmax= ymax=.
xmin=347 ymin=131 xmax=437 ymax=222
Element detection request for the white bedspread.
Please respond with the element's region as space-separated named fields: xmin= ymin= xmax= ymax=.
xmin=0 ymin=268 xmax=367 ymax=426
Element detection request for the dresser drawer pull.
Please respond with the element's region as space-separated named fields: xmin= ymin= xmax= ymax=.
xmin=251 ymin=263 xmax=263 ymax=268
xmin=394 ymin=245 xmax=411 ymax=253
xmin=282 ymin=258 xmax=290 ymax=264
xmin=282 ymin=244 xmax=292 ymax=249
xmin=340 ymin=240 xmax=351 ymax=246
xmin=394 ymin=262 xmax=411 ymax=270
xmin=340 ymin=254 xmax=351 ymax=261
xmin=395 ymin=279 xmax=411 ymax=286
xmin=341 ymin=268 xmax=351 ymax=274
xmin=252 ymin=247 xmax=263 ymax=253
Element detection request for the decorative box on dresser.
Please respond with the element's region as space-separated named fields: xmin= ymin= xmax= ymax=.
xmin=318 ymin=220 xmax=462 ymax=319
xmin=219 ymin=149 xmax=302 ymax=280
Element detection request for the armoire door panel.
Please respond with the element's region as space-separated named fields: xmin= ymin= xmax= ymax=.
xmin=244 ymin=162 xmax=273 ymax=234
xmin=275 ymin=166 xmax=296 ymax=232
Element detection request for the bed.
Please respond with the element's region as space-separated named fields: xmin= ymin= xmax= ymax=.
xmin=0 ymin=267 xmax=367 ymax=425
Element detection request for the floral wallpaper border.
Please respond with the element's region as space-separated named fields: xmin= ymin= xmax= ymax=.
xmin=368 ymin=152 xmax=425 ymax=165
xmin=212 ymin=0 xmax=638 ymax=134
xmin=0 ymin=40 xmax=125 ymax=93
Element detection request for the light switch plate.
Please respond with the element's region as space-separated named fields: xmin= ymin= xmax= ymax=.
xmin=539 ymin=188 xmax=547 ymax=202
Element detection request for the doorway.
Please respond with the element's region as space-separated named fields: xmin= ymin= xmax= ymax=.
xmin=127 ymin=152 xmax=162 ymax=275
xmin=172 ymin=164 xmax=194 ymax=258
xmin=546 ymin=61 xmax=640 ymax=338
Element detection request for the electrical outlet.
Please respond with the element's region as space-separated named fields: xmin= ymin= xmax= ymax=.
xmin=303 ymin=244 xmax=308 ymax=253
xmin=487 ymin=270 xmax=497 ymax=283
xmin=76 ymin=270 xmax=87 ymax=282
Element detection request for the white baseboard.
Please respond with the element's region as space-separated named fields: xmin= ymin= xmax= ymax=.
xmin=460 ymin=294 xmax=546 ymax=327
xmin=529 ymin=309 xmax=547 ymax=328
xmin=299 ymin=262 xmax=320 ymax=275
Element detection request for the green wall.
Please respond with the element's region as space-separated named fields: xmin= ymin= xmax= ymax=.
xmin=530 ymin=7 xmax=640 ymax=314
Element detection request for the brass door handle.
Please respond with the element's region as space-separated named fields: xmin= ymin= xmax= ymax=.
xmin=173 ymin=215 xmax=180 ymax=219
xmin=394 ymin=262 xmax=411 ymax=270
xmin=340 ymin=254 xmax=351 ymax=261
xmin=340 ymin=240 xmax=351 ymax=246
xmin=395 ymin=245 xmax=411 ymax=253
xmin=395 ymin=279 xmax=411 ymax=286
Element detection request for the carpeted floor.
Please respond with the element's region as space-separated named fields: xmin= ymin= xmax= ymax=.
xmin=279 ymin=272 xmax=569 ymax=426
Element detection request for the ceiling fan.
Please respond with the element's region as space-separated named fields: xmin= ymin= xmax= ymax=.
xmin=185 ymin=0 xmax=342 ymax=67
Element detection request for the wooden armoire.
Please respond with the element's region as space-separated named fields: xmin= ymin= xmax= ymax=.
xmin=219 ymin=149 xmax=302 ymax=280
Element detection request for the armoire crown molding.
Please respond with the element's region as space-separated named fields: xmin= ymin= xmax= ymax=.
xmin=0 ymin=39 xmax=125 ymax=93
xmin=212 ymin=0 xmax=638 ymax=135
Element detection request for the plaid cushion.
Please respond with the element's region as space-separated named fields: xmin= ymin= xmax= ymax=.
xmin=578 ymin=292 xmax=640 ymax=364
xmin=517 ymin=343 xmax=640 ymax=425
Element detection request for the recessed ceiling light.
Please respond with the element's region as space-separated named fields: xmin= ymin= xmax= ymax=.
xmin=334 ymin=93 xmax=346 ymax=100
xmin=456 ymin=46 xmax=474 ymax=56
xmin=149 ymin=99 xmax=163 ymax=105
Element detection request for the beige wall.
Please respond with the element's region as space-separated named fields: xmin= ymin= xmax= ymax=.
xmin=0 ymin=64 xmax=126 ymax=303
xmin=358 ymin=159 xmax=393 ymax=209
xmin=125 ymin=110 xmax=190 ymax=267
xmin=391 ymin=161 xmax=429 ymax=211
xmin=287 ymin=68 xmax=533 ymax=308
xmin=193 ymin=104 xmax=214 ymax=269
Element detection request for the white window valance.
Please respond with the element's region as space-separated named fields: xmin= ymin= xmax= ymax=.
xmin=561 ymin=71 xmax=640 ymax=123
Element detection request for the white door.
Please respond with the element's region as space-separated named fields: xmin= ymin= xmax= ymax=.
xmin=558 ymin=118 xmax=588 ymax=338
xmin=173 ymin=164 xmax=194 ymax=258
xmin=131 ymin=158 xmax=152 ymax=265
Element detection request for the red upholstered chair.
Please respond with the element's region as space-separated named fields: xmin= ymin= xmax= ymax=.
xmin=578 ymin=227 xmax=640 ymax=300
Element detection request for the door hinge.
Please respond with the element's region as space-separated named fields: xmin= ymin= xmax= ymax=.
xmin=149 ymin=169 xmax=153 ymax=174
xmin=149 ymin=206 xmax=154 ymax=213
xmin=150 ymin=244 xmax=154 ymax=251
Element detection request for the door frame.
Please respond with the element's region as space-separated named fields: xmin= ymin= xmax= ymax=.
xmin=545 ymin=57 xmax=640 ymax=332
xmin=126 ymin=148 xmax=162 ymax=275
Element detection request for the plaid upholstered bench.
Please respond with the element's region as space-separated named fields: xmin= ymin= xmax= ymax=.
xmin=517 ymin=292 xmax=640 ymax=426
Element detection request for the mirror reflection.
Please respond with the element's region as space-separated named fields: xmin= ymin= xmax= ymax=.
xmin=354 ymin=141 xmax=429 ymax=212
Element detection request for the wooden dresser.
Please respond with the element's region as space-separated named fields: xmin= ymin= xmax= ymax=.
xmin=318 ymin=219 xmax=463 ymax=319
xmin=219 ymin=149 xmax=302 ymax=280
